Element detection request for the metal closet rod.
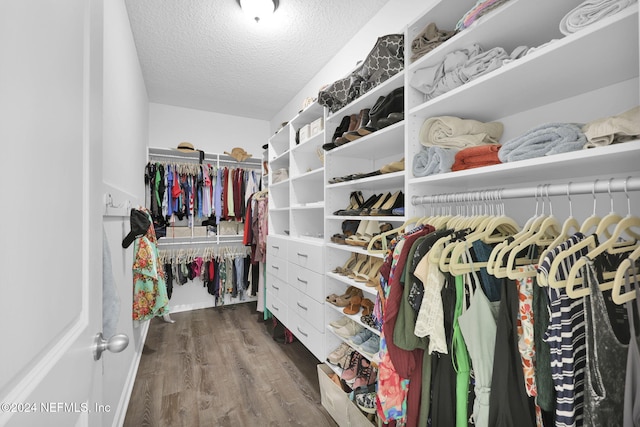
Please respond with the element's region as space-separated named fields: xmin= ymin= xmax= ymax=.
xmin=411 ymin=176 xmax=640 ymax=205
xmin=157 ymin=238 xmax=244 ymax=246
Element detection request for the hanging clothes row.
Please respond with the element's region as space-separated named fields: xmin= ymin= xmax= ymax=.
xmin=144 ymin=160 xmax=262 ymax=230
xmin=369 ymin=177 xmax=639 ymax=427
xmin=157 ymin=245 xmax=254 ymax=306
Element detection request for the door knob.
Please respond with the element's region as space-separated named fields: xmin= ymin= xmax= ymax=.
xmin=93 ymin=332 xmax=129 ymax=360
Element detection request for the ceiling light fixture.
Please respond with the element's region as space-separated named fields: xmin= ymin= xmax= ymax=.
xmin=238 ymin=0 xmax=279 ymax=23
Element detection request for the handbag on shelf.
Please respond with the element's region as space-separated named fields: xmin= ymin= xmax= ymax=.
xmin=272 ymin=168 xmax=289 ymax=183
xmin=218 ymin=221 xmax=240 ymax=235
xmin=318 ymin=34 xmax=404 ymax=113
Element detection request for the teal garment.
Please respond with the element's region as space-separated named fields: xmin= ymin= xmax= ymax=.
xmin=452 ymin=274 xmax=471 ymax=427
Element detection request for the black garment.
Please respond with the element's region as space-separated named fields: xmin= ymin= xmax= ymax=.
xmin=164 ymin=262 xmax=173 ymax=299
xmin=488 ymin=280 xmax=536 ymax=427
xmin=243 ymin=255 xmax=251 ymax=294
xmin=429 ymin=274 xmax=457 ymax=425
xmin=251 ymin=260 xmax=259 ymax=296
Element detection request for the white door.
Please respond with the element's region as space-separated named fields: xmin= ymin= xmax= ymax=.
xmin=0 ymin=1 xmax=107 ymax=426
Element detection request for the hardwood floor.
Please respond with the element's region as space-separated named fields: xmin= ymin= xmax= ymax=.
xmin=123 ymin=302 xmax=338 ymax=427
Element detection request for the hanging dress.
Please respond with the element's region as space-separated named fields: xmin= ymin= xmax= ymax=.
xmin=624 ymin=273 xmax=640 ymax=427
xmin=131 ymin=209 xmax=170 ymax=321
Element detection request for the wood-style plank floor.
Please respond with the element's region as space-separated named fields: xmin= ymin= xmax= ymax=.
xmin=123 ymin=302 xmax=338 ymax=427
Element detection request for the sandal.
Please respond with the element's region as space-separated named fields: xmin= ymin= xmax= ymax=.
xmin=334 ymin=287 xmax=362 ymax=307
xmin=332 ymin=253 xmax=359 ymax=275
xmin=343 ymin=295 xmax=363 ymax=315
xmin=354 ymin=258 xmax=384 ymax=283
xmin=360 ymin=298 xmax=375 ymax=316
xmin=346 ymin=221 xmax=381 ymax=247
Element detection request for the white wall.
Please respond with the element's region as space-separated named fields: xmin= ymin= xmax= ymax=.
xmin=102 ymin=0 xmax=150 ymax=426
xmin=148 ymin=103 xmax=270 ymax=157
xmin=270 ymin=0 xmax=430 ymax=132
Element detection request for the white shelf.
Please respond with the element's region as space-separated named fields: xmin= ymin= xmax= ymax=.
xmin=269 ymin=207 xmax=290 ymax=213
xmin=408 ymin=140 xmax=640 ymax=190
xmin=325 ymin=242 xmax=385 ymax=258
xmin=327 ymin=120 xmax=405 ymax=159
xmin=408 ymin=6 xmax=638 ymax=122
xmin=270 ymin=149 xmax=290 ymax=168
xmin=291 ymin=167 xmax=324 ymax=183
xmin=326 ymin=324 xmax=379 ymax=361
xmin=326 ymin=272 xmax=378 ymax=298
xmin=292 ymin=131 xmax=324 ymax=154
xmin=327 ymin=171 xmax=405 ymax=190
xmin=269 ymin=178 xmax=290 ymax=189
xmin=291 ymin=204 xmax=325 ymax=210
xmin=289 ymin=101 xmax=324 ymax=127
xmin=326 ymin=215 xmax=405 ymax=222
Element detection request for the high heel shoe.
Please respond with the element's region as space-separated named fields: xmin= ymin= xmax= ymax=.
xmin=341 ymin=194 xmax=380 ymax=216
xmin=332 ymin=253 xmax=359 ymax=275
xmin=358 ymin=87 xmax=404 ymax=136
xmin=322 ymin=115 xmax=351 ymax=151
xmin=346 ymin=220 xmax=381 ymax=247
xmin=341 ymin=109 xmax=371 ymax=142
xmin=370 ymin=190 xmax=404 ymax=216
xmin=354 ymin=257 xmax=384 ymax=283
xmin=360 ymin=193 xmax=390 ymax=216
xmin=333 ymin=191 xmax=364 ymax=215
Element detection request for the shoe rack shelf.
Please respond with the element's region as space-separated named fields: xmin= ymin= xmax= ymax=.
xmin=326 ymin=325 xmax=378 ymax=363
xmin=325 ymin=271 xmax=378 ymax=298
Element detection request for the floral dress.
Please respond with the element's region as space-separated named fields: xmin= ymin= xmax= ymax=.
xmin=132 ymin=210 xmax=169 ymax=321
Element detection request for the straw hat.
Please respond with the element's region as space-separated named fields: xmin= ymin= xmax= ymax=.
xmin=224 ymin=147 xmax=252 ymax=162
xmin=176 ymin=142 xmax=195 ymax=153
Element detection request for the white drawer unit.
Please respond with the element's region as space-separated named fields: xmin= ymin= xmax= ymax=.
xmin=268 ymin=293 xmax=288 ymax=325
xmin=266 ymin=254 xmax=288 ymax=282
xmin=267 ymin=235 xmax=288 ymax=260
xmin=289 ymin=262 xmax=325 ymax=304
xmin=290 ymin=287 xmax=325 ymax=334
xmin=267 ymin=273 xmax=290 ymax=303
xmin=290 ymin=310 xmax=325 ymax=361
xmin=288 ymin=238 xmax=324 ymax=272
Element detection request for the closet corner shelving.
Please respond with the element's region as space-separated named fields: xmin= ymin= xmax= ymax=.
xmin=147 ymin=147 xmax=263 ymax=307
xmin=266 ymin=101 xmax=328 ymax=362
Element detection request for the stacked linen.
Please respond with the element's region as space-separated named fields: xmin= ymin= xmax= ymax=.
xmin=456 ymin=0 xmax=513 ymax=31
xmin=410 ymin=44 xmax=528 ymax=101
xmin=498 ymin=123 xmax=586 ymax=163
xmin=413 ymin=146 xmax=458 ymax=177
xmin=559 ymin=0 xmax=637 ymax=35
xmin=413 ymin=116 xmax=504 ymax=177
xmin=452 ymin=144 xmax=502 ymax=171
xmin=410 ymin=23 xmax=456 ymax=62
xmin=582 ymin=106 xmax=640 ymax=148
xmin=419 ymin=116 xmax=504 ymax=148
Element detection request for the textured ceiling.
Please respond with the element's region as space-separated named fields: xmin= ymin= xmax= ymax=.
xmin=125 ymin=0 xmax=392 ymax=120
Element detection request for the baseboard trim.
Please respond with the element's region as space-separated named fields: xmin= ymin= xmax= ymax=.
xmin=170 ymin=297 xmax=258 ymax=314
xmin=112 ymin=320 xmax=150 ymax=427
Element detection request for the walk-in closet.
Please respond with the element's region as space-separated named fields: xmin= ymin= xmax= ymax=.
xmin=2 ymin=0 xmax=638 ymax=426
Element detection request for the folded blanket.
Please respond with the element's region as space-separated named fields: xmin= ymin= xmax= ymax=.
xmin=410 ymin=44 xmax=523 ymax=100
xmin=411 ymin=23 xmax=456 ymax=62
xmin=413 ymin=146 xmax=458 ymax=177
xmin=559 ymin=0 xmax=636 ymax=35
xmin=420 ymin=116 xmax=504 ymax=149
xmin=498 ymin=123 xmax=586 ymax=162
xmin=582 ymin=105 xmax=640 ymax=148
xmin=452 ymin=144 xmax=502 ymax=171
xmin=456 ymin=0 xmax=512 ymax=31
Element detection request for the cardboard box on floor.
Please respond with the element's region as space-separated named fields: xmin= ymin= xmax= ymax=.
xmin=317 ymin=364 xmax=374 ymax=427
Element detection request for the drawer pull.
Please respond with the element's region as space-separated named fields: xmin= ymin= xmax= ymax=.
xmin=272 ymin=265 xmax=279 ymax=269
xmin=272 ymin=245 xmax=280 ymax=249
xmin=272 ymin=285 xmax=280 ymax=290
xmin=297 ymin=327 xmax=308 ymax=337
xmin=297 ymin=277 xmax=308 ymax=284
xmin=296 ymin=302 xmax=308 ymax=311
xmin=297 ymin=252 xmax=308 ymax=257
xmin=271 ymin=304 xmax=279 ymax=311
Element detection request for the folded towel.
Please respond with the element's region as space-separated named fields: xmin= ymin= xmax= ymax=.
xmin=456 ymin=0 xmax=512 ymax=31
xmin=452 ymin=144 xmax=502 ymax=171
xmin=559 ymin=0 xmax=636 ymax=35
xmin=413 ymin=146 xmax=458 ymax=177
xmin=411 ymin=23 xmax=456 ymax=62
xmin=498 ymin=123 xmax=586 ymax=162
xmin=420 ymin=116 xmax=504 ymax=149
xmin=582 ymin=106 xmax=640 ymax=148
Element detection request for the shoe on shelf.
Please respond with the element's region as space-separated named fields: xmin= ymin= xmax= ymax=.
xmin=333 ymin=319 xmax=364 ymax=338
xmin=360 ymin=335 xmax=380 ymax=356
xmin=327 ymin=342 xmax=352 ymax=365
xmin=359 ymin=86 xmax=404 ymax=135
xmin=329 ymin=315 xmax=351 ymax=329
xmin=343 ymin=295 xmax=363 ymax=315
xmin=380 ymin=158 xmax=405 ymax=174
xmin=359 ymin=193 xmax=391 ymax=216
xmin=334 ymin=287 xmax=363 ymax=307
xmin=360 ymin=298 xmax=375 ymax=316
xmin=346 ymin=220 xmax=381 ymax=247
xmin=370 ymin=190 xmax=404 ymax=216
xmin=354 ymin=257 xmax=384 ymax=283
xmin=351 ymin=328 xmax=374 ymax=345
xmin=352 ymin=358 xmax=377 ymax=390
xmin=355 ymin=391 xmax=377 ymax=414
xmin=333 ymin=191 xmax=364 ymax=215
xmin=322 ymin=115 xmax=351 ymax=151
xmin=332 ymin=253 xmax=359 ymax=275
xmin=361 ymin=314 xmax=379 ymax=330
xmin=341 ymin=351 xmax=363 ymax=381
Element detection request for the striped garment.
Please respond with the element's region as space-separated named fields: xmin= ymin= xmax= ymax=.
xmin=538 ymin=233 xmax=588 ymax=427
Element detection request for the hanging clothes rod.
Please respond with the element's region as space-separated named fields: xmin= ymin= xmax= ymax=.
xmin=157 ymin=238 xmax=244 ymax=246
xmin=411 ymin=176 xmax=640 ymax=205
